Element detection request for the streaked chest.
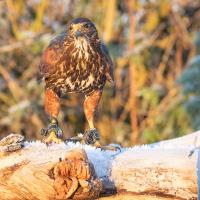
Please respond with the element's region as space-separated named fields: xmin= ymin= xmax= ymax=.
xmin=54 ymin=39 xmax=105 ymax=93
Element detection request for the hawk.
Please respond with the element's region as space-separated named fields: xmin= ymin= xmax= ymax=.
xmin=38 ymin=18 xmax=115 ymax=149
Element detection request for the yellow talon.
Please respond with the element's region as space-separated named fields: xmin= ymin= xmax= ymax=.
xmin=44 ymin=131 xmax=62 ymax=144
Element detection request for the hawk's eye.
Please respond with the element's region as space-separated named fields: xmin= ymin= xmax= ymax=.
xmin=69 ymin=26 xmax=73 ymax=31
xmin=83 ymin=23 xmax=90 ymax=29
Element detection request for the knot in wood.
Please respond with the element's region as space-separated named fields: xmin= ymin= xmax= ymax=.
xmin=52 ymin=148 xmax=102 ymax=199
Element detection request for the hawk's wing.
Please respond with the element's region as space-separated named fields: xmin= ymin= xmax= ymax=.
xmin=37 ymin=32 xmax=66 ymax=81
xmin=100 ymin=42 xmax=114 ymax=84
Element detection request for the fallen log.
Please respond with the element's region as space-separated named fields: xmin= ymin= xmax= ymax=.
xmin=0 ymin=131 xmax=199 ymax=200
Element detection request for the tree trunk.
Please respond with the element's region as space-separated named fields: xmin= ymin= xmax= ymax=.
xmin=0 ymin=131 xmax=199 ymax=200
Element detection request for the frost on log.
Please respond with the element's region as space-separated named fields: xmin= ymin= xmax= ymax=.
xmin=0 ymin=131 xmax=199 ymax=200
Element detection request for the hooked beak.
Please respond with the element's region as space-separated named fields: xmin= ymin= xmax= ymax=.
xmin=75 ymin=31 xmax=83 ymax=39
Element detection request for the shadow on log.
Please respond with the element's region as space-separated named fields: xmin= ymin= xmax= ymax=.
xmin=0 ymin=131 xmax=199 ymax=199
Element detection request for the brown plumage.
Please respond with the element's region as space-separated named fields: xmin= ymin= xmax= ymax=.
xmin=39 ymin=18 xmax=114 ymax=147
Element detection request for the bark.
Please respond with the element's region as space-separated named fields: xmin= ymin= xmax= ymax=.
xmin=0 ymin=131 xmax=199 ymax=200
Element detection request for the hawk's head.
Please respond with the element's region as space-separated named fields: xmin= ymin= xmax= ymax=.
xmin=67 ymin=18 xmax=99 ymax=41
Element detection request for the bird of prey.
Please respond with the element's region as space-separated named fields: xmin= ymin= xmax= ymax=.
xmin=38 ymin=18 xmax=114 ymax=149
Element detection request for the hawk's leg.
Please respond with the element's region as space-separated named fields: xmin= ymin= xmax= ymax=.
xmin=83 ymin=90 xmax=119 ymax=151
xmin=41 ymin=89 xmax=63 ymax=144
xmin=83 ymin=90 xmax=101 ymax=141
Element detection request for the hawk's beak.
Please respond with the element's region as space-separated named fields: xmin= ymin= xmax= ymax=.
xmin=75 ymin=31 xmax=83 ymax=39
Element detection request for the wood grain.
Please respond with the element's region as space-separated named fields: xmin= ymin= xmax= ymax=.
xmin=0 ymin=131 xmax=198 ymax=200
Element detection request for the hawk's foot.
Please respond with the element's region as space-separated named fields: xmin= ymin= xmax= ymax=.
xmin=66 ymin=129 xmax=120 ymax=151
xmin=41 ymin=118 xmax=63 ymax=144
xmin=84 ymin=129 xmax=120 ymax=151
xmin=83 ymin=128 xmax=100 ymax=145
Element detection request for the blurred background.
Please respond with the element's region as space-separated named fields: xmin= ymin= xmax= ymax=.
xmin=0 ymin=0 xmax=200 ymax=146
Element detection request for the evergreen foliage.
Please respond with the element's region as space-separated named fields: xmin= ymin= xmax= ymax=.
xmin=179 ymin=33 xmax=200 ymax=129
